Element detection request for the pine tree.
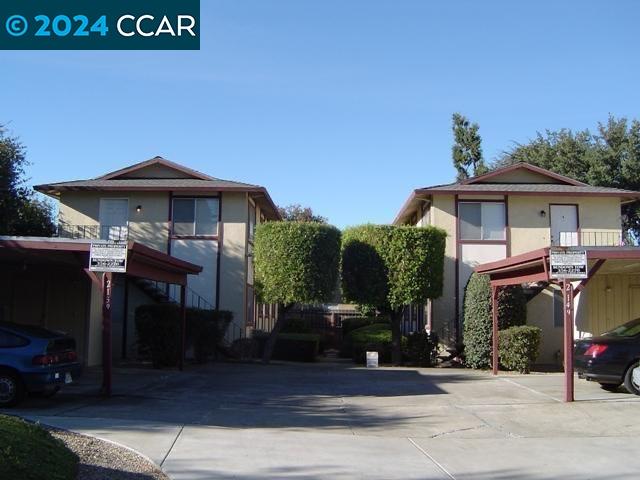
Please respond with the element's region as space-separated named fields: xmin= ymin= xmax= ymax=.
xmin=452 ymin=113 xmax=487 ymax=181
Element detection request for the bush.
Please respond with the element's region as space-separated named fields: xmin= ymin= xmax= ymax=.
xmin=272 ymin=333 xmax=321 ymax=362
xmin=404 ymin=331 xmax=438 ymax=367
xmin=189 ymin=309 xmax=233 ymax=363
xmin=462 ymin=273 xmax=527 ymax=369
xmin=254 ymin=222 xmax=341 ymax=305
xmin=345 ymin=323 xmax=403 ymax=364
xmin=499 ymin=326 xmax=542 ymax=373
xmin=0 ymin=414 xmax=78 ymax=480
xmin=135 ymin=304 xmax=233 ymax=367
xmin=341 ymin=316 xmax=389 ymax=336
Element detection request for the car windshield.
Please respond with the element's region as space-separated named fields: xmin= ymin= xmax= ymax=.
xmin=602 ymin=318 xmax=640 ymax=338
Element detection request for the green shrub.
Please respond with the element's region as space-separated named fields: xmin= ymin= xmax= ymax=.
xmin=341 ymin=316 xmax=389 ymax=336
xmin=0 ymin=414 xmax=78 ymax=480
xmin=499 ymin=326 xmax=542 ymax=373
xmin=404 ymin=331 xmax=437 ymax=367
xmin=462 ymin=273 xmax=527 ymax=369
xmin=135 ymin=304 xmax=233 ymax=367
xmin=345 ymin=323 xmax=405 ymax=364
xmin=189 ymin=309 xmax=233 ymax=363
xmin=272 ymin=333 xmax=321 ymax=362
xmin=254 ymin=222 xmax=341 ymax=305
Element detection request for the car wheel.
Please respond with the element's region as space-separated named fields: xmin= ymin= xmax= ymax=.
xmin=623 ymin=361 xmax=640 ymax=396
xmin=0 ymin=370 xmax=25 ymax=407
xmin=599 ymin=382 xmax=621 ymax=392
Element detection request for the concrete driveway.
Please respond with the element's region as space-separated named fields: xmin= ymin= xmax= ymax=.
xmin=5 ymin=361 xmax=640 ymax=479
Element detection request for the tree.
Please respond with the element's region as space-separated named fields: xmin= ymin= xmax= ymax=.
xmin=277 ymin=204 xmax=327 ymax=223
xmin=253 ymin=221 xmax=341 ymax=363
xmin=452 ymin=113 xmax=488 ymax=181
xmin=494 ymin=115 xmax=640 ymax=237
xmin=341 ymin=225 xmax=446 ymax=365
xmin=462 ymin=272 xmax=526 ymax=369
xmin=0 ymin=127 xmax=55 ymax=236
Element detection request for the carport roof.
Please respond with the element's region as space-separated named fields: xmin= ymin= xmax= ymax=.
xmin=0 ymin=237 xmax=202 ymax=285
xmin=475 ymin=246 xmax=640 ymax=286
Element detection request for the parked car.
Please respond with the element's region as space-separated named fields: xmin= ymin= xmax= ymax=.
xmin=574 ymin=318 xmax=640 ymax=395
xmin=0 ymin=322 xmax=81 ymax=407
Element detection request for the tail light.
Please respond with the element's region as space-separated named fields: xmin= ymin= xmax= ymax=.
xmin=584 ymin=344 xmax=608 ymax=358
xmin=33 ymin=351 xmax=78 ymax=365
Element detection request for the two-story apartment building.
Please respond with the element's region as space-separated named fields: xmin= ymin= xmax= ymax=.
xmin=27 ymin=156 xmax=280 ymax=364
xmin=394 ymin=163 xmax=640 ymax=363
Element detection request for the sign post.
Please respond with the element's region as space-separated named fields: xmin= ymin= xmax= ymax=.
xmin=550 ymin=247 xmax=587 ymax=403
xmin=89 ymin=241 xmax=127 ymax=397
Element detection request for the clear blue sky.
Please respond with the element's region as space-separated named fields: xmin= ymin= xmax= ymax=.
xmin=2 ymin=1 xmax=639 ymax=228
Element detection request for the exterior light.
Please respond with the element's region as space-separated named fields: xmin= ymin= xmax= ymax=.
xmin=136 ymin=205 xmax=142 ymax=213
xmin=539 ymin=210 xmax=547 ymax=217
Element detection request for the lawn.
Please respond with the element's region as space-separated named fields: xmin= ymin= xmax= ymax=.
xmin=0 ymin=414 xmax=78 ymax=480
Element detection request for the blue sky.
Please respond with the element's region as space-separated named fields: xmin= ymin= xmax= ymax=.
xmin=2 ymin=1 xmax=639 ymax=228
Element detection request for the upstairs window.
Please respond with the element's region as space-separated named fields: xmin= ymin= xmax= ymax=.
xmin=459 ymin=202 xmax=506 ymax=241
xmin=172 ymin=198 xmax=219 ymax=237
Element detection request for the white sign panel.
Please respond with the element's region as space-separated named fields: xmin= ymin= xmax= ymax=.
xmin=366 ymin=351 xmax=379 ymax=368
xmin=550 ymin=248 xmax=587 ymax=279
xmin=89 ymin=242 xmax=128 ymax=273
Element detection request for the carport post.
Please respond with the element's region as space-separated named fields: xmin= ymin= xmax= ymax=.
xmin=101 ymin=272 xmax=113 ymax=397
xmin=491 ymin=285 xmax=499 ymax=375
xmin=562 ymin=279 xmax=574 ymax=402
xmin=179 ymin=284 xmax=186 ymax=371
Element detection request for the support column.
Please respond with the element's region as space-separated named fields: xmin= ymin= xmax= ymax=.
xmin=179 ymin=284 xmax=186 ymax=371
xmin=101 ymin=272 xmax=113 ymax=397
xmin=491 ymin=285 xmax=499 ymax=375
xmin=562 ymin=279 xmax=575 ymax=402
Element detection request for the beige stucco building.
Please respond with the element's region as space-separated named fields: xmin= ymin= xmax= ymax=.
xmin=19 ymin=156 xmax=281 ymax=366
xmin=394 ymin=163 xmax=640 ymax=364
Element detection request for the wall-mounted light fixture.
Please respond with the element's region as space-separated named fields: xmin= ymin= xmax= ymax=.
xmin=539 ymin=210 xmax=547 ymax=218
xmin=136 ymin=205 xmax=143 ymax=213
xmin=605 ymin=286 xmax=612 ymax=293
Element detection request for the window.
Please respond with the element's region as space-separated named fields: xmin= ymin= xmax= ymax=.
xmin=459 ymin=202 xmax=506 ymax=240
xmin=0 ymin=330 xmax=29 ymax=348
xmin=172 ymin=198 xmax=219 ymax=236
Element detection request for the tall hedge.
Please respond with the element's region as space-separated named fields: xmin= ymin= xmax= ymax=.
xmin=253 ymin=221 xmax=341 ymax=362
xmin=462 ymin=272 xmax=527 ymax=369
xmin=254 ymin=222 xmax=341 ymax=305
xmin=341 ymin=225 xmax=446 ymax=364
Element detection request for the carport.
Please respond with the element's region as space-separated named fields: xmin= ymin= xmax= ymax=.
xmin=476 ymin=246 xmax=640 ymax=402
xmin=0 ymin=237 xmax=202 ymax=395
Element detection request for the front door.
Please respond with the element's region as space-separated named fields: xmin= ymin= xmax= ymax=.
xmin=550 ymin=204 xmax=578 ymax=246
xmin=99 ymin=199 xmax=129 ymax=241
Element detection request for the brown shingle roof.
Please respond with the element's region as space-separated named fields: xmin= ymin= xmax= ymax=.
xmin=36 ymin=178 xmax=263 ymax=192
xmin=417 ymin=183 xmax=640 ymax=196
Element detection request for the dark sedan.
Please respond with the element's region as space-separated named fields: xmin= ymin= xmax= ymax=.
xmin=575 ymin=318 xmax=640 ymax=395
xmin=0 ymin=322 xmax=81 ymax=407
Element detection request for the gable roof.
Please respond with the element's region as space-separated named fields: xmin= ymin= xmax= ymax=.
xmin=393 ymin=162 xmax=640 ymax=225
xmin=460 ymin=162 xmax=587 ymax=186
xmin=97 ymin=156 xmax=215 ymax=181
xmin=34 ymin=156 xmax=282 ymax=220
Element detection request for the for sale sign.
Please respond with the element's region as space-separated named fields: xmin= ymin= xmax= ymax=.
xmin=89 ymin=242 xmax=127 ymax=272
xmin=550 ymin=248 xmax=587 ymax=279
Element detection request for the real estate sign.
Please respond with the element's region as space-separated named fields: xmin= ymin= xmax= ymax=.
xmin=549 ymin=247 xmax=587 ymax=279
xmin=89 ymin=242 xmax=127 ymax=272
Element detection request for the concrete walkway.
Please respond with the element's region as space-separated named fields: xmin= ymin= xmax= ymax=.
xmin=6 ymin=362 xmax=640 ymax=479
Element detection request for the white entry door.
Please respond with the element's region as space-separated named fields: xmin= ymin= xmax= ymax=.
xmin=550 ymin=204 xmax=578 ymax=246
xmin=99 ymin=199 xmax=129 ymax=241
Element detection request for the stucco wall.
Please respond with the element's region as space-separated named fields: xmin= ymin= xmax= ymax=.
xmin=508 ymin=195 xmax=622 ymax=255
xmin=59 ymin=191 xmax=170 ymax=252
xmin=219 ymin=192 xmax=248 ymax=332
xmin=527 ymin=286 xmax=564 ymax=365
xmin=478 ymin=169 xmax=560 ymax=184
xmin=429 ymin=195 xmax=457 ymax=342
